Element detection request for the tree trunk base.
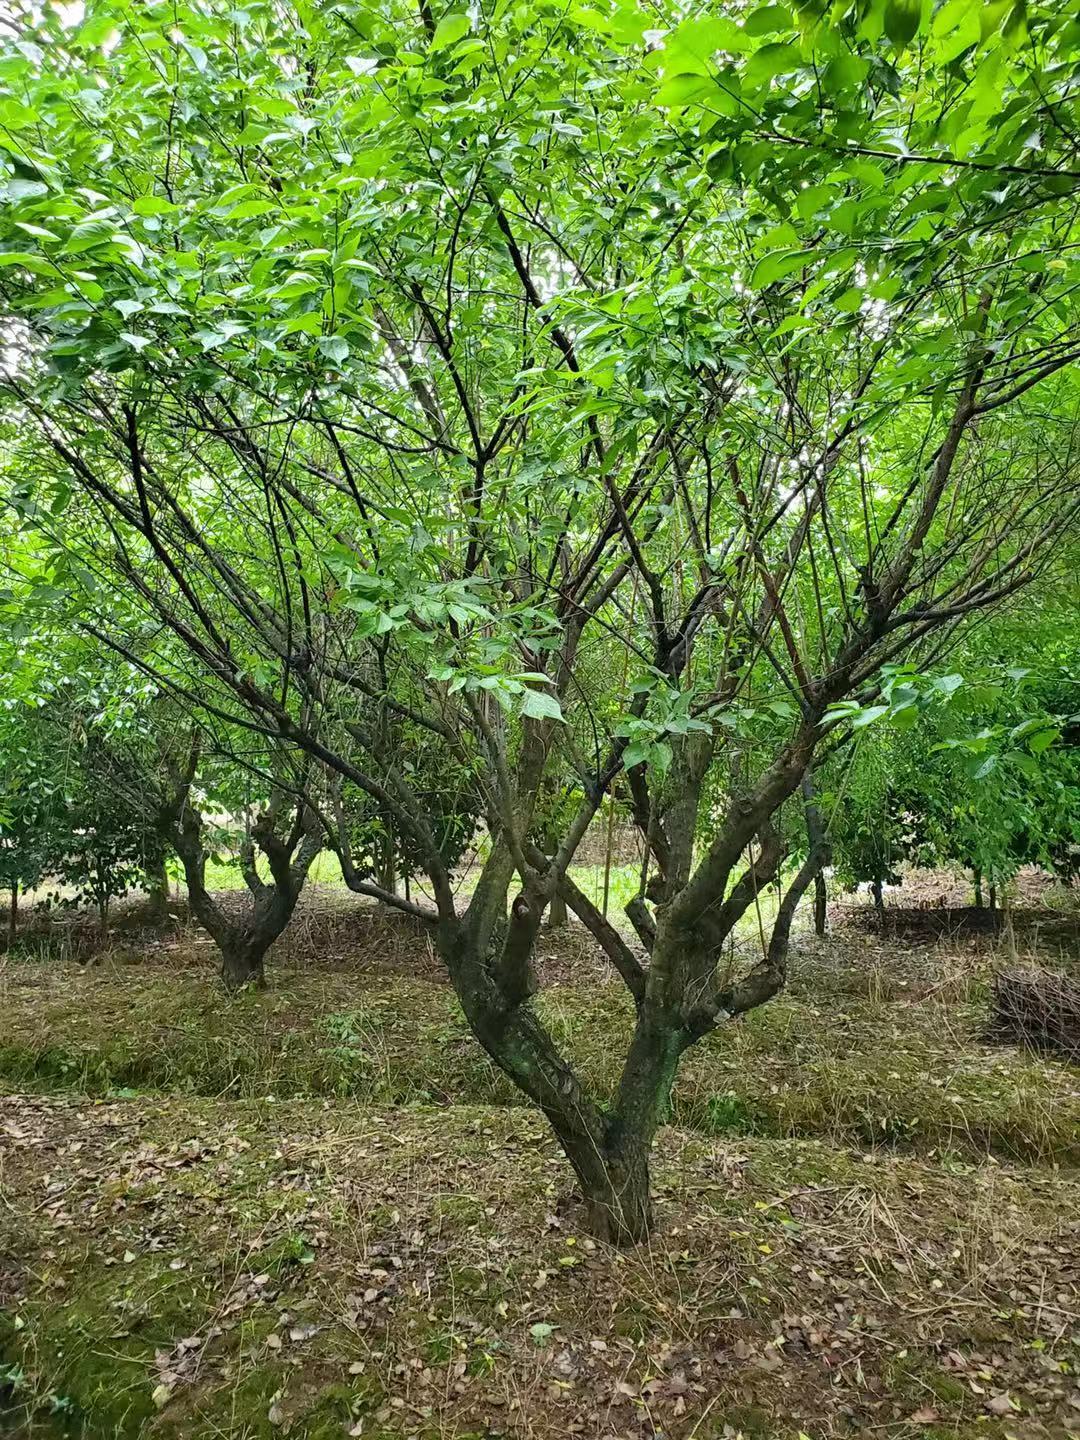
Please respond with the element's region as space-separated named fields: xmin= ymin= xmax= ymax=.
xmin=221 ymin=954 xmax=266 ymax=990
xmin=578 ymin=1148 xmax=653 ymax=1246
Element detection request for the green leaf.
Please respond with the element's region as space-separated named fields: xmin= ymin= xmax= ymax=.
xmin=851 ymin=704 xmax=890 ymax=728
xmin=14 ymin=222 xmax=60 ymax=241
xmin=744 ymin=42 xmax=804 ymax=87
xmin=743 ymin=5 xmax=794 ymax=36
xmin=655 ymin=73 xmax=718 ymax=107
xmin=748 ymin=248 xmax=809 ymax=289
xmin=884 ymin=0 xmax=924 ymax=47
xmin=933 ymin=674 xmax=965 ymax=697
xmin=521 ymin=688 xmax=564 ymax=722
xmin=1027 ymin=728 xmax=1059 ymax=756
xmin=0 ymin=252 xmax=54 ymax=275
xmin=431 ymin=13 xmax=470 ymax=50
xmin=132 ymin=195 xmax=177 ymax=217
xmin=664 ymin=16 xmax=749 ymax=74
xmin=318 ymin=336 xmax=350 ymax=365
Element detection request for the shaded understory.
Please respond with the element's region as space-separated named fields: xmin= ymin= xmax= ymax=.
xmin=1 ymin=888 xmax=1078 ymax=1438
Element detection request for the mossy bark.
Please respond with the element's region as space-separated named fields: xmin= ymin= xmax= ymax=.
xmin=574 ymin=1137 xmax=653 ymax=1247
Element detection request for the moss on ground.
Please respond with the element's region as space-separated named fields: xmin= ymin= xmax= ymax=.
xmin=3 ymin=1096 xmax=1077 ymax=1439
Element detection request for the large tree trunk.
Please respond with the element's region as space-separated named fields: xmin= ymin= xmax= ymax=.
xmin=438 ymin=751 xmax=825 ymax=1247
xmin=438 ymin=876 xmax=661 ymax=1244
xmin=220 ymin=937 xmax=268 ymax=990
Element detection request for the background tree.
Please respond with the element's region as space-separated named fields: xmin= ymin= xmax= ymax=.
xmin=0 ymin=612 xmax=166 ymax=933
xmin=825 ymin=607 xmax=1080 ymax=914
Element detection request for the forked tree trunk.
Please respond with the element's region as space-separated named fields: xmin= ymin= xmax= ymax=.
xmin=163 ymin=795 xmax=319 ymax=992
xmin=439 ymin=749 xmax=826 ymax=1247
xmin=201 ymin=884 xmax=297 ymax=992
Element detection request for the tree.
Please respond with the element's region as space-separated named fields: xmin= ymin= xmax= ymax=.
xmin=0 ymin=599 xmax=328 ymax=978
xmin=826 ymin=624 xmax=1080 ymax=912
xmin=0 ymin=616 xmax=165 ymax=934
xmin=46 ymin=680 xmax=331 ymax=988
xmin=152 ymin=741 xmax=324 ymax=988
xmin=0 ymin=684 xmax=58 ymax=946
xmin=2 ymin=0 xmax=1079 ymax=1241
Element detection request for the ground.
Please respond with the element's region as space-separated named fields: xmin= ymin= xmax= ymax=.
xmin=1 ymin=875 xmax=1078 ymax=1439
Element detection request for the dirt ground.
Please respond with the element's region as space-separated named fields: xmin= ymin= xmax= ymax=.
xmin=1 ymin=869 xmax=1078 ymax=1439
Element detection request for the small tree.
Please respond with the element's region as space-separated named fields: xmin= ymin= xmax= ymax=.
xmin=0 ymin=624 xmax=161 ymax=935
xmin=155 ymin=743 xmax=323 ymax=988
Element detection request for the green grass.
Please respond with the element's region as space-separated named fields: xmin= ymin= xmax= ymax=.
xmin=2 ymin=956 xmax=1077 ymax=1165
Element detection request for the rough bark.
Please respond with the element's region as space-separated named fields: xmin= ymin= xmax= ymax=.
xmin=573 ymin=1134 xmax=652 ymax=1246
